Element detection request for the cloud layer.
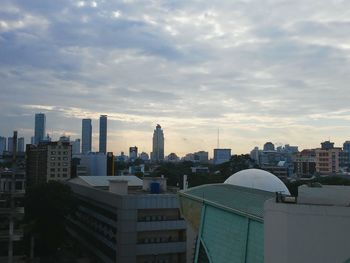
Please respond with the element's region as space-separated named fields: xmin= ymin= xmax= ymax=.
xmin=1 ymin=0 xmax=350 ymax=156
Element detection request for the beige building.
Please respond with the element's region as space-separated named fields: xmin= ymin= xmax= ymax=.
xmin=26 ymin=141 xmax=72 ymax=187
xmin=47 ymin=141 xmax=72 ymax=181
xmin=315 ymin=141 xmax=341 ymax=175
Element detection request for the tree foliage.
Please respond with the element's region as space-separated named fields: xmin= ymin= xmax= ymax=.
xmin=24 ymin=181 xmax=77 ymax=257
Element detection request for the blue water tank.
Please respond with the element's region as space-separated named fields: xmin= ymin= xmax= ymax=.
xmin=150 ymin=182 xmax=160 ymax=194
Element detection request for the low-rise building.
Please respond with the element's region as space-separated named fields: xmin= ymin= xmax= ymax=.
xmin=293 ymin=149 xmax=316 ymax=177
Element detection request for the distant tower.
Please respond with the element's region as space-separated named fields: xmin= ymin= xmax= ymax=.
xmin=82 ymin=119 xmax=92 ymax=154
xmin=17 ymin=137 xmax=25 ymax=152
xmin=34 ymin=113 xmax=46 ymax=145
xmin=151 ymin=124 xmax=164 ymax=162
xmin=0 ymin=137 xmax=6 ymax=155
xmin=99 ymin=115 xmax=107 ymax=154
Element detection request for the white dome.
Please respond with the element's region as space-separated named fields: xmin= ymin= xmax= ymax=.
xmin=224 ymin=169 xmax=290 ymax=195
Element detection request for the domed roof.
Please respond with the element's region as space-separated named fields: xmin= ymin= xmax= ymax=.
xmin=224 ymin=169 xmax=290 ymax=195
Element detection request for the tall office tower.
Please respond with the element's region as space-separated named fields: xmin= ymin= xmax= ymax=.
xmin=72 ymin=139 xmax=81 ymax=155
xmin=17 ymin=137 xmax=25 ymax=152
xmin=0 ymin=137 xmax=6 ymax=155
xmin=151 ymin=124 xmax=164 ymax=162
xmin=82 ymin=119 xmax=92 ymax=154
xmin=7 ymin=137 xmax=13 ymax=153
xmin=99 ymin=115 xmax=107 ymax=153
xmin=34 ymin=113 xmax=46 ymax=145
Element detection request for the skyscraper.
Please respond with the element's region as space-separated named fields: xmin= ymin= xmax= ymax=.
xmin=34 ymin=113 xmax=46 ymax=145
xmin=72 ymin=139 xmax=81 ymax=155
xmin=7 ymin=137 xmax=13 ymax=153
xmin=99 ymin=115 xmax=107 ymax=153
xmin=82 ymin=119 xmax=92 ymax=154
xmin=151 ymin=124 xmax=164 ymax=162
xmin=17 ymin=137 xmax=25 ymax=152
xmin=0 ymin=137 xmax=6 ymax=155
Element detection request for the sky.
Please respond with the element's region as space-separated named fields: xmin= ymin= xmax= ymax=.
xmin=1 ymin=0 xmax=350 ymax=157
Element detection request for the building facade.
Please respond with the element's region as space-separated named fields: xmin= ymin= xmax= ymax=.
xmin=67 ymin=176 xmax=187 ymax=263
xmin=0 ymin=137 xmax=6 ymax=155
xmin=82 ymin=119 xmax=92 ymax=154
xmin=26 ymin=141 xmax=72 ymax=187
xmin=34 ymin=113 xmax=46 ymax=145
xmin=17 ymin=137 xmax=24 ymax=153
xmin=129 ymin=146 xmax=138 ymax=162
xmin=151 ymin=124 xmax=164 ymax=162
xmin=315 ymin=141 xmax=341 ymax=175
xmin=78 ymin=152 xmax=107 ymax=176
xmin=213 ymin=149 xmax=231 ymax=165
xmin=293 ymin=150 xmax=316 ymax=177
xmin=72 ymin=139 xmax=81 ymax=155
xmin=99 ymin=115 xmax=107 ymax=154
xmin=265 ymin=185 xmax=350 ymax=263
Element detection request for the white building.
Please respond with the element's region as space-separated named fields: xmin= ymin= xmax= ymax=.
xmin=72 ymin=139 xmax=81 ymax=155
xmin=265 ymin=184 xmax=350 ymax=263
xmin=79 ymin=152 xmax=107 ymax=176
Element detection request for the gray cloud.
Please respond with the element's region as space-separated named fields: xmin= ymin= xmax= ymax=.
xmin=1 ymin=0 xmax=350 ymax=155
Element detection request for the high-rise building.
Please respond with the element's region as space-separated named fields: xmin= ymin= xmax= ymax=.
xmin=293 ymin=149 xmax=316 ymax=177
xmin=17 ymin=137 xmax=25 ymax=152
xmin=78 ymin=152 xmax=107 ymax=176
xmin=129 ymin=146 xmax=138 ymax=162
xmin=34 ymin=113 xmax=46 ymax=145
xmin=0 ymin=137 xmax=6 ymax=155
xmin=26 ymin=141 xmax=72 ymax=187
xmin=7 ymin=137 xmax=13 ymax=153
xmin=99 ymin=115 xmax=107 ymax=154
xmin=213 ymin=148 xmax=231 ymax=165
xmin=72 ymin=139 xmax=81 ymax=155
xmin=82 ymin=119 xmax=92 ymax=154
xmin=151 ymin=124 xmax=164 ymax=162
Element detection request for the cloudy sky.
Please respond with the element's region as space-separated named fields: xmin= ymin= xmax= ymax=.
xmin=1 ymin=0 xmax=350 ymax=157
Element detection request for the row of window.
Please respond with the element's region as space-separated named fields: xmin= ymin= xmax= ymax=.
xmin=50 ymin=157 xmax=68 ymax=161
xmin=50 ymin=151 xmax=69 ymax=155
xmin=50 ymin=162 xmax=69 ymax=167
xmin=50 ymin=173 xmax=68 ymax=178
xmin=138 ymin=236 xmax=180 ymax=244
xmin=50 ymin=167 xmax=69 ymax=172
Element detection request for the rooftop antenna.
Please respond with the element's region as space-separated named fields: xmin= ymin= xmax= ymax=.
xmin=217 ymin=128 xmax=220 ymax=149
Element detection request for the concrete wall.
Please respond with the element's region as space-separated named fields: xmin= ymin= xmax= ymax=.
xmin=264 ymin=199 xmax=350 ymax=263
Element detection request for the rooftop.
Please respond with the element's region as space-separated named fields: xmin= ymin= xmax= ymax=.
xmin=69 ymin=175 xmax=143 ymax=187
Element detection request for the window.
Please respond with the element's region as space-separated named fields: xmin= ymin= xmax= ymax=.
xmin=63 ymin=168 xmax=68 ymax=172
xmin=62 ymin=174 xmax=67 ymax=178
xmin=50 ymin=174 xmax=55 ymax=178
xmin=63 ymin=163 xmax=68 ymax=166
xmin=57 ymin=168 xmax=61 ymax=172
xmin=50 ymin=162 xmax=55 ymax=167
xmin=50 ymin=168 xmax=55 ymax=172
xmin=51 ymin=151 xmax=56 ymax=154
xmin=63 ymin=157 xmax=68 ymax=161
xmin=50 ymin=157 xmax=55 ymax=161
xmin=63 ymin=151 xmax=68 ymax=154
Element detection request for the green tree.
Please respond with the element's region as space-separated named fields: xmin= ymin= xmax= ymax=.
xmin=24 ymin=181 xmax=76 ymax=258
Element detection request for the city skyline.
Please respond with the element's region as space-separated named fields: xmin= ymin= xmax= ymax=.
xmin=1 ymin=1 xmax=350 ymax=155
